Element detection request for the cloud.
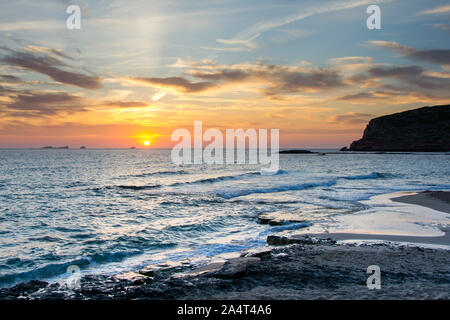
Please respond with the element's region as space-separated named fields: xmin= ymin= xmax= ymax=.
xmin=101 ymin=101 xmax=149 ymax=108
xmin=0 ymin=20 xmax=61 ymax=32
xmin=337 ymin=89 xmax=450 ymax=105
xmin=24 ymin=46 xmax=74 ymax=61
xmin=187 ymin=61 xmax=345 ymax=96
xmin=368 ymin=41 xmax=450 ymax=65
xmin=123 ymin=76 xmax=217 ymax=93
xmin=0 ymin=47 xmax=102 ymax=89
xmin=218 ymin=0 xmax=392 ymax=50
xmin=0 ymin=90 xmax=87 ymax=118
xmin=433 ymin=24 xmax=450 ymax=32
xmin=417 ymin=4 xmax=450 ymax=15
xmin=0 ymin=74 xmax=22 ymax=84
xmin=366 ymin=65 xmax=450 ymax=90
xmin=152 ymin=91 xmax=167 ymax=101
xmin=329 ymin=112 xmax=375 ymax=124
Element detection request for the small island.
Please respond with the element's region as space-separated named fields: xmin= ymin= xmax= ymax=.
xmin=279 ymin=150 xmax=316 ymax=154
xmin=41 ymin=146 xmax=69 ymax=149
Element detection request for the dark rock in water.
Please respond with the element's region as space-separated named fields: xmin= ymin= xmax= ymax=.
xmin=339 ymin=147 xmax=348 ymax=151
xmin=257 ymin=212 xmax=307 ymax=226
xmin=267 ymin=234 xmax=336 ymax=246
xmin=258 ymin=216 xmax=284 ymax=226
xmin=346 ymin=105 xmax=450 ymax=152
xmin=80 ymin=146 xmax=86 ymax=149
xmin=279 ymin=149 xmax=315 ymax=154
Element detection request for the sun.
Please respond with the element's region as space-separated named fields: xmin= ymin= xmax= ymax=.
xmin=143 ymin=140 xmax=151 ymax=146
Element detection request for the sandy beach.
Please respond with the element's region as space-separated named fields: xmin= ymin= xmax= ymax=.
xmin=1 ymin=190 xmax=448 ymax=300
xmin=392 ymin=191 xmax=450 ymax=214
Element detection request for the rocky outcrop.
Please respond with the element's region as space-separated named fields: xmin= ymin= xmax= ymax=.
xmin=347 ymin=105 xmax=450 ymax=152
xmin=267 ymin=234 xmax=336 ymax=246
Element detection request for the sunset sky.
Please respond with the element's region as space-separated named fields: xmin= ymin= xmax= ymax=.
xmin=0 ymin=0 xmax=449 ymax=148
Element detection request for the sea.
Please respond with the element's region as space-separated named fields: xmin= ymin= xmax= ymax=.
xmin=0 ymin=149 xmax=449 ymax=287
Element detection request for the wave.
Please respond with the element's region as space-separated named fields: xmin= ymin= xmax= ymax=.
xmin=341 ymin=172 xmax=387 ymax=180
xmin=217 ymin=179 xmax=337 ymax=199
xmin=99 ymin=171 xmax=263 ymax=191
xmin=119 ymin=169 xmax=188 ymax=179
xmin=0 ymin=242 xmax=177 ymax=288
xmin=115 ymin=184 xmax=161 ymax=190
xmin=96 ymin=171 xmax=386 ymax=196
xmin=260 ymin=169 xmax=288 ymax=176
xmin=92 ymin=184 xmax=162 ymax=191
xmin=169 ymin=171 xmax=260 ymax=187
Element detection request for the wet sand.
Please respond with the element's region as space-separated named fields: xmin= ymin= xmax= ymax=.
xmin=392 ymin=190 xmax=450 ymax=214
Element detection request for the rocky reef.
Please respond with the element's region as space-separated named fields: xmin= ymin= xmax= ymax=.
xmin=346 ymin=105 xmax=450 ymax=152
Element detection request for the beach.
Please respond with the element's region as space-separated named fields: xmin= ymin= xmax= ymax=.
xmin=1 ymin=190 xmax=448 ymax=300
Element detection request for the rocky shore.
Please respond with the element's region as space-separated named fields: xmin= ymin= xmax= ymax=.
xmin=1 ymin=191 xmax=449 ymax=300
xmin=1 ymin=236 xmax=448 ymax=300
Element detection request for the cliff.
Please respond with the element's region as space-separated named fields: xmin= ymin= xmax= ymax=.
xmin=346 ymin=105 xmax=450 ymax=152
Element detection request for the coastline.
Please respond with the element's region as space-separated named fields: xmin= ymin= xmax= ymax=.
xmin=1 ymin=190 xmax=449 ymax=300
xmin=391 ymin=191 xmax=450 ymax=214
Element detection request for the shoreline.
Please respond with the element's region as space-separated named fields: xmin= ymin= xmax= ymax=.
xmin=1 ymin=190 xmax=449 ymax=299
xmin=391 ymin=190 xmax=450 ymax=214
xmin=280 ymin=190 xmax=450 ymax=247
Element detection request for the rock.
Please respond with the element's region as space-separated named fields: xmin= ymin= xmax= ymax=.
xmin=188 ymin=262 xmax=225 ymax=276
xmin=257 ymin=216 xmax=284 ymax=226
xmin=240 ymin=247 xmax=272 ymax=258
xmin=340 ymin=147 xmax=349 ymax=151
xmin=114 ymin=272 xmax=151 ymax=285
xmin=257 ymin=212 xmax=308 ymax=226
xmin=0 ymin=280 xmax=48 ymax=299
xmin=218 ymin=257 xmax=261 ymax=278
xmin=267 ymin=234 xmax=336 ymax=246
xmin=138 ymin=267 xmax=156 ymax=277
xmin=348 ymin=105 xmax=450 ymax=152
xmin=188 ymin=257 xmax=261 ymax=279
xmin=139 ymin=261 xmax=185 ymax=277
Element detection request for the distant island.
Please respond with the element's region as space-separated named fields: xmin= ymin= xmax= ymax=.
xmin=279 ymin=150 xmax=315 ymax=154
xmin=41 ymin=146 xmax=69 ymax=149
xmin=342 ymin=104 xmax=450 ymax=152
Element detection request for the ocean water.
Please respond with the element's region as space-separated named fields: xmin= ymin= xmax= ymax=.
xmin=0 ymin=149 xmax=449 ymax=287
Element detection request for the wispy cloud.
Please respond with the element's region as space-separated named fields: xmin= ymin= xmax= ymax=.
xmin=417 ymin=4 xmax=450 ymax=15
xmin=329 ymin=112 xmax=375 ymax=124
xmin=432 ymin=23 xmax=450 ymax=32
xmin=123 ymin=76 xmax=217 ymax=93
xmin=0 ymin=47 xmax=102 ymax=89
xmin=368 ymin=40 xmax=450 ymax=65
xmin=139 ymin=60 xmax=346 ymax=97
xmin=218 ymin=0 xmax=392 ymax=51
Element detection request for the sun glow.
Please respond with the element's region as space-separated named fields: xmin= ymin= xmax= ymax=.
xmin=144 ymin=140 xmax=151 ymax=146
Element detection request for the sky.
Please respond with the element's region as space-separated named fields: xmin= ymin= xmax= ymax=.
xmin=0 ymin=0 xmax=449 ymax=148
